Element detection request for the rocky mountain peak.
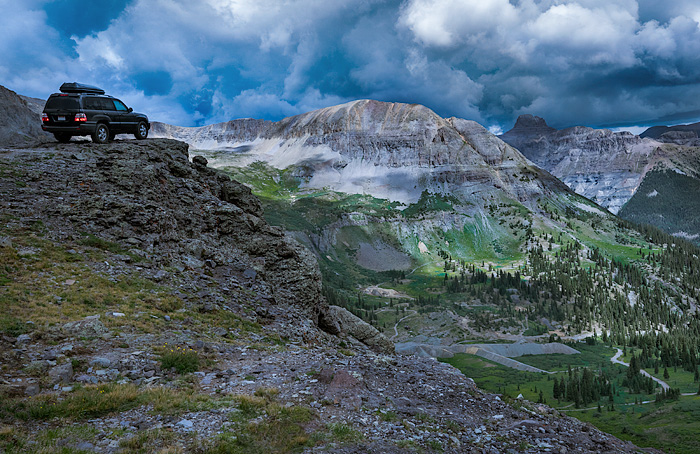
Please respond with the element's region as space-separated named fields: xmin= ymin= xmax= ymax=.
xmin=511 ymin=114 xmax=555 ymax=132
xmin=152 ymin=99 xmax=571 ymax=209
xmin=499 ymin=114 xmax=664 ymax=213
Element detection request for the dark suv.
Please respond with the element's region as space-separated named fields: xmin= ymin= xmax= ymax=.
xmin=41 ymin=82 xmax=150 ymax=143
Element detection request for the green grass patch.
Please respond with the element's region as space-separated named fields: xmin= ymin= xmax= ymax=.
xmin=78 ymin=234 xmax=125 ymax=254
xmin=158 ymin=345 xmax=200 ymax=374
xmin=212 ymin=387 xmax=319 ymax=454
xmin=441 ymin=353 xmax=556 ymax=403
xmin=0 ymin=384 xmax=234 ymax=421
xmin=516 ymin=343 xmax=615 ymax=371
xmin=571 ymin=395 xmax=700 ymax=454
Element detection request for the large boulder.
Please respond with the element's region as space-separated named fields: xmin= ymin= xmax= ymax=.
xmin=328 ymin=305 xmax=394 ymax=354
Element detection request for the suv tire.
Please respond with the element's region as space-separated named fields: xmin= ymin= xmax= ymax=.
xmin=93 ymin=123 xmax=110 ymax=144
xmin=135 ymin=121 xmax=148 ymax=140
xmin=54 ymin=133 xmax=71 ymax=143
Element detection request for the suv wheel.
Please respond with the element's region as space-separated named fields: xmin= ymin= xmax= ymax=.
xmin=54 ymin=133 xmax=71 ymax=143
xmin=134 ymin=121 xmax=148 ymax=140
xmin=93 ymin=123 xmax=110 ymax=144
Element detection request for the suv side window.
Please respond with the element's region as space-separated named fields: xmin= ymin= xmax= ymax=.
xmin=113 ymin=100 xmax=128 ymax=112
xmin=100 ymin=98 xmax=116 ymax=110
xmin=83 ymin=97 xmax=102 ymax=110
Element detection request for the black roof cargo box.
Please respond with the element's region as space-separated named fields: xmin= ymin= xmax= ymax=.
xmin=59 ymin=82 xmax=105 ymax=94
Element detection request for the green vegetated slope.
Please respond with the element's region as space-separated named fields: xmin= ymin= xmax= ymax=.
xmin=619 ymin=168 xmax=700 ymax=245
xmin=216 ymin=158 xmax=700 ymax=342
xmin=213 ymin=154 xmax=700 ymax=454
xmin=442 ymin=344 xmax=700 ymax=454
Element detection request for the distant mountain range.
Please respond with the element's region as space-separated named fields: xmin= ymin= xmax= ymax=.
xmin=153 ymin=99 xmax=569 ymax=208
xmin=152 ymin=99 xmax=659 ymax=296
xmin=641 ymin=121 xmax=700 ymax=145
xmin=500 ymin=115 xmax=700 ymax=243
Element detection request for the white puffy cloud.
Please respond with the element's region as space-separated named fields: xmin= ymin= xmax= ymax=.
xmin=400 ymin=0 xmax=518 ymax=48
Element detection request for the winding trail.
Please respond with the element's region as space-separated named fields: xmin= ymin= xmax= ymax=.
xmin=391 ymin=309 xmax=417 ymax=340
xmin=408 ymin=260 xmax=441 ymax=275
xmin=558 ymin=348 xmax=696 ymax=411
xmin=611 ymin=348 xmax=670 ymax=391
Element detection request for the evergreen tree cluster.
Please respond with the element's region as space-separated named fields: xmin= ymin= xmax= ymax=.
xmin=553 ymin=366 xmax=611 ymax=407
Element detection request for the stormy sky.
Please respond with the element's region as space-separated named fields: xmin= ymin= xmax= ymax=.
xmin=5 ymin=0 xmax=700 ymax=132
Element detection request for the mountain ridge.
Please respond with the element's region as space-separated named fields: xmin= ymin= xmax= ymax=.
xmin=152 ymin=99 xmax=573 ymax=208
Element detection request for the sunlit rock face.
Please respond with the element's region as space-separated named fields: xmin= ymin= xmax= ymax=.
xmin=500 ymin=115 xmax=662 ymax=213
xmin=152 ymin=100 xmax=568 ymax=209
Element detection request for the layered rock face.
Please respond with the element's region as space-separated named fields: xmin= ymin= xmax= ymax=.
xmin=153 ymin=100 xmax=570 ymax=210
xmin=500 ymin=115 xmax=661 ymax=213
xmin=0 ymin=85 xmax=51 ymax=145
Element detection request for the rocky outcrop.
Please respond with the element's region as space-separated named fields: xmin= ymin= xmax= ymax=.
xmin=0 ymin=139 xmax=328 ymax=329
xmin=328 ymin=305 xmax=394 ymax=354
xmin=0 ymin=85 xmax=51 ymax=145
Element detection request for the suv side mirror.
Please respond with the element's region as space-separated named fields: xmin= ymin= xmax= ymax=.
xmin=127 ymin=107 xmax=133 ymax=113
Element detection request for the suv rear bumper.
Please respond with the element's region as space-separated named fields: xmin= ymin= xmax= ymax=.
xmin=42 ymin=123 xmax=97 ymax=135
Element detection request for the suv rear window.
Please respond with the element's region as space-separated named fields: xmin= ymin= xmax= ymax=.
xmin=83 ymin=97 xmax=116 ymax=110
xmin=45 ymin=96 xmax=80 ymax=110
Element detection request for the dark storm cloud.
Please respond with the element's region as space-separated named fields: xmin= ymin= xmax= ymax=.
xmin=43 ymin=0 xmax=134 ymax=38
xmin=4 ymin=0 xmax=700 ymax=130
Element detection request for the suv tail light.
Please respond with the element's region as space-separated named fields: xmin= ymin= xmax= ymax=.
xmin=42 ymin=113 xmax=49 ymax=122
xmin=75 ymin=113 xmax=87 ymax=122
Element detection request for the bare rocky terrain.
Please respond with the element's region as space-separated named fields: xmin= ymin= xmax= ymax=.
xmin=0 ymin=86 xmax=51 ymax=146
xmin=0 ymin=137 xmax=649 ymax=453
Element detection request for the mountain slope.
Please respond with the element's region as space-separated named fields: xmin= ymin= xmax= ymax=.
xmin=500 ymin=115 xmax=700 ymax=242
xmin=0 ymin=85 xmax=50 ymax=145
xmin=0 ymin=138 xmax=645 ymax=453
xmin=153 ymin=100 xmax=610 ymax=278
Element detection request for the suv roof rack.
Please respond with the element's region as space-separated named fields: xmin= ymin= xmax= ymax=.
xmin=59 ymin=82 xmax=105 ymax=95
